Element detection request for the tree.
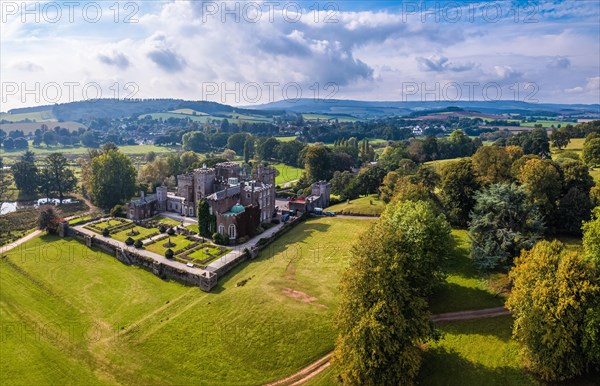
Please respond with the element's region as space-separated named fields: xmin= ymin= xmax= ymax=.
xmin=42 ymin=131 xmax=57 ymax=146
xmin=11 ymin=151 xmax=38 ymax=196
xmin=180 ymin=151 xmax=199 ymax=172
xmin=243 ymin=137 xmax=254 ymax=163
xmin=550 ymin=128 xmax=571 ymax=150
xmin=507 ymin=240 xmax=600 ymax=381
xmin=0 ymin=157 xmax=12 ymax=206
xmin=274 ymin=140 xmax=305 ymax=167
xmin=471 ymin=146 xmax=512 ymax=185
xmin=302 ymin=145 xmax=333 ymax=183
xmin=439 ymin=159 xmax=480 ymax=227
xmin=37 ymin=205 xmax=62 ymax=234
xmin=38 ymin=153 xmax=77 ymax=202
xmin=333 ymin=200 xmax=452 ymax=385
xmin=582 ymin=138 xmax=600 ymax=167
xmin=517 ymin=158 xmax=562 ymax=224
xmin=557 ymin=160 xmax=595 ymax=234
xmin=197 ymin=199 xmax=215 ymax=237
xmin=227 ymin=133 xmax=250 ymax=153
xmin=255 ymin=137 xmax=279 ymax=161
xmin=583 ymin=207 xmax=600 ymax=267
xmin=87 ymin=148 xmax=137 ymax=209
xmin=469 ymin=183 xmax=545 ymax=271
xmin=182 ymin=131 xmax=209 ymax=152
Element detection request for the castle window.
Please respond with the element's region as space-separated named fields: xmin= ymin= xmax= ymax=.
xmin=228 ymin=224 xmax=237 ymax=239
xmin=218 ymin=225 xmax=225 ymax=235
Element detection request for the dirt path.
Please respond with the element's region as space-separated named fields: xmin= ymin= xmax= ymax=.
xmin=267 ymin=306 xmax=511 ymax=385
xmin=0 ymin=229 xmax=43 ymax=254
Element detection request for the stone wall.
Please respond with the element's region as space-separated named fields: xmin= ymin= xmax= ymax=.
xmin=69 ymin=228 xmax=217 ymax=291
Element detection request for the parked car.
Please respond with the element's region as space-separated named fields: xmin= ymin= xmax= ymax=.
xmin=324 ymin=211 xmax=336 ymax=217
xmin=186 ymin=263 xmax=194 ymax=268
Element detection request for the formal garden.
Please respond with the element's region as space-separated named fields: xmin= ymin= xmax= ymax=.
xmin=83 ymin=217 xmax=231 ymax=267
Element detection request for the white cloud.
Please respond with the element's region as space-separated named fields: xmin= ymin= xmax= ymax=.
xmin=0 ymin=0 xmax=599 ymax=109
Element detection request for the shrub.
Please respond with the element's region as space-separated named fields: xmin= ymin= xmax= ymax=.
xmin=271 ymin=219 xmax=280 ymax=225
xmin=134 ymin=239 xmax=143 ymax=249
xmin=110 ymin=204 xmax=127 ymax=218
xmin=102 ymin=228 xmax=110 ymax=237
xmin=125 ymin=237 xmax=134 ymax=246
xmin=167 ymin=227 xmax=176 ymax=236
xmin=165 ymin=249 xmax=174 ymax=259
xmin=159 ymin=224 xmax=167 ymax=233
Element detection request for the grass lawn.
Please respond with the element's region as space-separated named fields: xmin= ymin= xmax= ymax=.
xmin=111 ymin=226 xmax=159 ymax=243
xmin=273 ymin=163 xmax=304 ymax=185
xmin=0 ymin=217 xmax=371 ymax=385
xmin=185 ymin=224 xmax=199 ymax=233
xmin=327 ymin=194 xmax=385 ymax=216
xmin=418 ymin=316 xmax=536 ymax=385
xmin=429 ymin=230 xmax=506 ymax=314
xmin=276 ymin=136 xmax=298 ymax=142
xmin=153 ymin=215 xmax=181 ymax=227
xmin=68 ymin=215 xmax=94 ymax=225
xmin=144 ymin=234 xmax=195 ymax=256
xmin=86 ymin=219 xmax=131 ymax=231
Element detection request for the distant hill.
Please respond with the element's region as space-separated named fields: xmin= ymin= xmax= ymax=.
xmin=3 ymin=98 xmax=599 ymax=123
xmin=4 ymin=99 xmax=284 ymax=122
xmin=246 ymin=99 xmax=600 ymax=118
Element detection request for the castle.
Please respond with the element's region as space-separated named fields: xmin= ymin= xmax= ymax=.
xmin=127 ymin=162 xmax=276 ymax=242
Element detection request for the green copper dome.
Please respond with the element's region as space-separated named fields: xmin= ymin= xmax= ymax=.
xmin=231 ymin=203 xmax=245 ymax=214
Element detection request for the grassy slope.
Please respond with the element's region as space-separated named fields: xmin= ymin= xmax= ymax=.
xmin=429 ymin=230 xmax=505 ymax=314
xmin=327 ymin=194 xmax=385 ymax=216
xmin=0 ymin=217 xmax=372 ymax=385
xmin=418 ymin=316 xmax=537 ymax=385
xmin=273 ymin=163 xmax=303 ymax=185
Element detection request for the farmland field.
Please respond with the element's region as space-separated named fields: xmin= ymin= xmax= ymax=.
xmin=1 ymin=143 xmax=177 ymax=158
xmin=0 ymin=217 xmax=371 ymax=385
xmin=0 ymin=120 xmax=86 ymax=134
xmin=0 ymin=110 xmax=56 ymax=122
xmin=521 ymin=120 xmax=576 ymax=128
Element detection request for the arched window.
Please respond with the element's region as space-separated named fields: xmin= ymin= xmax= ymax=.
xmin=218 ymin=224 xmax=225 ymax=235
xmin=228 ymin=224 xmax=237 ymax=239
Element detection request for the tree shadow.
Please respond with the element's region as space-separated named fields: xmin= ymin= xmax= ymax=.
xmin=418 ymin=347 xmax=536 ymax=386
xmin=429 ymin=282 xmax=505 ymax=315
xmin=435 ymin=315 xmax=513 ymax=342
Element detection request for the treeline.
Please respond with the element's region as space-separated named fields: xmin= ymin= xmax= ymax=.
xmin=332 ymin=124 xmax=600 ymax=385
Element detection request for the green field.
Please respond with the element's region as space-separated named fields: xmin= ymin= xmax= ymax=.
xmin=429 ymin=230 xmax=506 ymax=314
xmin=0 ymin=110 xmax=56 ymax=123
xmin=140 ymin=111 xmax=272 ymax=125
xmin=0 ymin=217 xmax=370 ymax=385
xmin=521 ymin=120 xmax=576 ymax=128
xmin=1 ymin=143 xmax=177 ymax=158
xmin=276 ymin=136 xmax=298 ymax=142
xmin=327 ymin=194 xmax=385 ymax=216
xmin=418 ymin=316 xmax=536 ymax=385
xmin=0 ymin=120 xmax=86 ymax=135
xmin=551 ymin=138 xmax=599 ymax=182
xmin=302 ymin=114 xmax=358 ymax=123
xmin=273 ymin=163 xmax=304 ymax=185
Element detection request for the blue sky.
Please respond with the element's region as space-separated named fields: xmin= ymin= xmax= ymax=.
xmin=1 ymin=0 xmax=599 ymax=110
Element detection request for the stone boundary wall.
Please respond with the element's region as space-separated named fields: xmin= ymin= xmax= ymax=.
xmin=69 ymin=227 xmax=217 ymax=291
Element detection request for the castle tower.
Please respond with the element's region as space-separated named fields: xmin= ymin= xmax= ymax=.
xmin=254 ymin=164 xmax=276 ymax=186
xmin=156 ymin=186 xmax=168 ymax=212
xmin=194 ymin=164 xmax=216 ymax=202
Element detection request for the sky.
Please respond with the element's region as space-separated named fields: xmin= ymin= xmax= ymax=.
xmin=1 ymin=0 xmax=599 ymax=111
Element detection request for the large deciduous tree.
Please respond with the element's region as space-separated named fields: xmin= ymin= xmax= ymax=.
xmin=507 ymin=240 xmax=600 ymax=381
xmin=582 ymin=138 xmax=600 ymax=167
xmin=182 ymin=131 xmax=209 ymax=153
xmin=469 ymin=183 xmax=545 ymax=271
xmin=333 ymin=200 xmax=452 ymax=385
xmin=517 ymin=158 xmax=562 ymax=225
xmin=87 ymin=148 xmax=137 ymax=209
xmin=439 ymin=159 xmax=480 ymax=227
xmin=38 ymin=153 xmax=77 ymax=203
xmin=11 ymin=151 xmax=39 ymax=196
xmin=471 ymin=146 xmax=512 ymax=185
